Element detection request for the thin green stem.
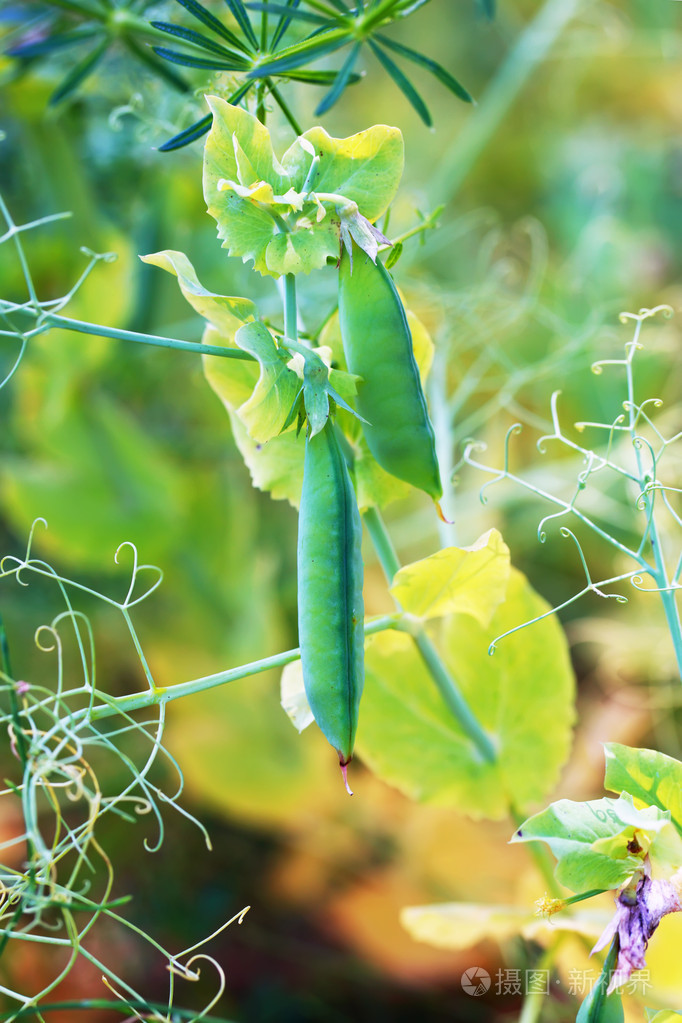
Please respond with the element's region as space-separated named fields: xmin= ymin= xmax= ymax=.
xmin=362 ymin=506 xmax=401 ymax=580
xmin=518 ymin=937 xmax=564 ymax=1023
xmin=362 ymin=507 xmax=496 ymax=763
xmin=0 ymin=1003 xmax=236 ymax=1021
xmin=471 ymin=459 xmax=648 ymax=567
xmin=0 ymin=903 xmax=27 ymax=961
xmin=578 ymin=937 xmax=620 ymax=1019
xmin=0 ymin=615 xmax=36 ymax=915
xmin=0 ymin=193 xmax=39 ymax=305
xmin=0 ymin=616 xmax=27 ymax=768
xmin=256 ymin=79 xmax=267 ymax=124
xmin=87 ymin=614 xmax=400 ymax=722
xmin=43 ymin=314 xmax=256 ymax=360
xmin=410 ymin=630 xmax=496 ymax=762
xmin=382 ymin=205 xmax=443 ymax=250
xmin=624 ymin=338 xmax=682 ymax=680
xmin=260 ymin=1 xmax=269 ymax=50
xmin=269 ymin=82 xmax=303 ymax=136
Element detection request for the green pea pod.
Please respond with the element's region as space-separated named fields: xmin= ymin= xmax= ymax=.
xmin=338 ymin=245 xmax=442 ymax=501
xmin=297 ymin=420 xmax=364 ymax=774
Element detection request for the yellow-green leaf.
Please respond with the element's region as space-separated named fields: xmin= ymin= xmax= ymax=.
xmin=511 ymin=794 xmax=674 ymax=892
xmin=203 ymin=100 xmax=403 ymax=277
xmin=390 ymin=529 xmax=510 ymax=624
xmin=139 ymin=248 xmax=256 ymax=338
xmin=356 ymin=569 xmax=576 ymax=819
xmin=604 ymin=743 xmax=682 ymax=836
xmin=203 ymin=98 xmax=288 ymax=277
xmin=202 ymin=325 xmax=259 ymax=408
xmin=230 ymin=409 xmax=305 ymax=506
xmin=282 ymin=124 xmax=404 ymax=222
xmin=233 ymin=321 xmax=300 ymax=443
xmin=353 ymin=438 xmax=412 ymax=511
xmin=202 ymin=327 xmax=306 ymax=504
xmin=264 ymin=222 xmax=340 ymax=276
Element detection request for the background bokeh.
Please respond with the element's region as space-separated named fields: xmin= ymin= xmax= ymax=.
xmin=1 ymin=1 xmax=681 ymax=1019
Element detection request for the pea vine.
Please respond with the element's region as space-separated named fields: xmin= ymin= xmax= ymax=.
xmin=1 ymin=2 xmax=680 ymax=1020
xmin=0 ymin=521 xmax=250 ymax=1022
xmin=460 ymin=305 xmax=682 ymax=675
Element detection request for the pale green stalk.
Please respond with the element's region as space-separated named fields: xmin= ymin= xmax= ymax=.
xmin=87 ymin=614 xmax=400 ymax=723
xmin=42 ymin=314 xmax=255 ymax=361
xmin=517 ymin=937 xmax=563 ymax=1023
xmin=362 ymin=506 xmax=496 ymax=763
xmin=623 ymin=319 xmax=682 ymax=679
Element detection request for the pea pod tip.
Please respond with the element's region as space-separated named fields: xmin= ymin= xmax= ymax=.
xmin=339 ymin=756 xmax=354 ymax=796
xmin=435 ymin=501 xmax=453 ymax=525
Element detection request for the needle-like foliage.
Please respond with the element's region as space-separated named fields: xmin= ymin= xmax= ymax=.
xmin=3 ymin=0 xmax=479 ymax=148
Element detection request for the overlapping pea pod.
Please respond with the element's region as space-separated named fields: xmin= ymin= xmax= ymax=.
xmin=297 ymin=417 xmax=364 ymax=787
xmin=338 ymin=244 xmax=442 ymax=502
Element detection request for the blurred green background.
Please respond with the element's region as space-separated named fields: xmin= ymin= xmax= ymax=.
xmin=0 ymin=1 xmax=681 ymax=1019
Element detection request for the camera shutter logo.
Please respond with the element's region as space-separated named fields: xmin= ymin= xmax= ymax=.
xmin=461 ymin=966 xmax=491 ymax=996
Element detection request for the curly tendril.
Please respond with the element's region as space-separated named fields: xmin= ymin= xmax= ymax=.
xmin=462 ymin=310 xmax=680 ymax=659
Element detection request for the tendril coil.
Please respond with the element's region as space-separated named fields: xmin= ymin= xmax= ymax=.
xmin=0 ymin=523 xmax=242 ymax=1021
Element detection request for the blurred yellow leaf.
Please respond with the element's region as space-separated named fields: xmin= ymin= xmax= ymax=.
xmin=166 ymin=671 xmax=338 ymax=831
xmin=401 ymin=901 xmax=611 ymax=950
xmin=390 ymin=528 xmax=510 ymax=624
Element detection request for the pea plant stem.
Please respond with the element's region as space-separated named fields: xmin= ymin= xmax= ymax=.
xmin=0 ymin=615 xmax=28 ymax=768
xmin=86 ymin=614 xmax=400 ymax=723
xmin=0 ymin=1002 xmax=234 ymax=1022
xmin=409 ymin=629 xmax=496 ymax=763
xmin=624 ymin=331 xmax=682 ymax=680
xmin=517 ymin=937 xmax=564 ymax=1023
xmin=362 ymin=506 xmax=496 ymax=763
xmin=42 ymin=314 xmax=256 ymax=361
xmin=0 ymin=1002 xmax=236 ymax=1022
xmin=584 ymin=937 xmax=620 ymax=1018
xmin=362 ymin=506 xmax=401 ymax=580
